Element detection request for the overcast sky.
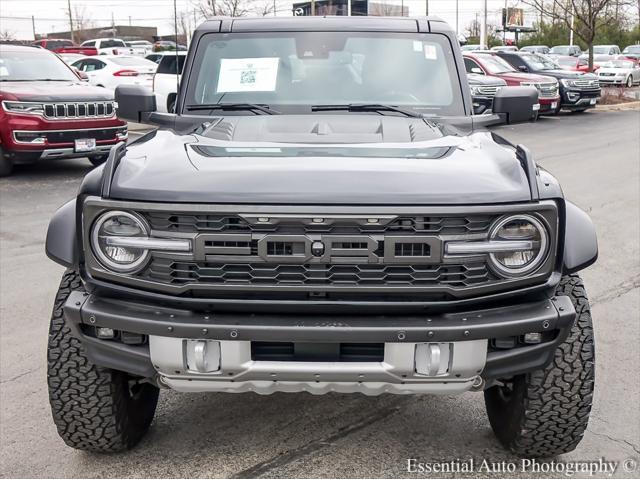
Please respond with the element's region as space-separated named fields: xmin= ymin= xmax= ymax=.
xmin=1 ymin=0 xmax=538 ymax=40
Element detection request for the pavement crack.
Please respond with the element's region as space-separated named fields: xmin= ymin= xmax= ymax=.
xmin=0 ymin=367 xmax=40 ymax=384
xmin=587 ymin=430 xmax=640 ymax=455
xmin=231 ymin=402 xmax=402 ymax=478
xmin=591 ymin=275 xmax=640 ymax=306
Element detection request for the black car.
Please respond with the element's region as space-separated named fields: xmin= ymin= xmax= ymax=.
xmin=468 ymin=73 xmax=508 ymax=115
xmin=45 ymin=16 xmax=597 ymax=458
xmin=497 ymin=51 xmax=600 ymax=112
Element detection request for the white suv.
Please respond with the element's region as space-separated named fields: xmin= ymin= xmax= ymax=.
xmin=152 ymin=51 xmax=187 ymax=113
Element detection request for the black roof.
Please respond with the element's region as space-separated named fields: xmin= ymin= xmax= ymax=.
xmin=194 ymin=15 xmax=452 ymax=34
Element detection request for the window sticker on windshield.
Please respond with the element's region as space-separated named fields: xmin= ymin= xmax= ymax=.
xmin=413 ymin=41 xmax=423 ymax=52
xmin=424 ymin=44 xmax=438 ymax=60
xmin=216 ymin=58 xmax=279 ymax=93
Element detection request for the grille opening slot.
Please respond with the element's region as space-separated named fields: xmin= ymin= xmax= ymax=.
xmin=56 ymin=105 xmax=65 ymax=116
xmin=394 ymin=242 xmax=430 ymax=257
xmin=206 ymin=240 xmax=251 ymax=248
xmin=266 ymin=241 xmax=306 ymax=256
xmin=334 ymin=242 xmax=368 ymax=249
xmin=251 ymin=342 xmax=385 ymax=362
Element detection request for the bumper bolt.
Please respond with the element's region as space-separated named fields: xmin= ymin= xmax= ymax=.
xmin=464 ymin=330 xmax=470 ymax=337
xmin=88 ymin=315 xmax=96 ymax=324
xmin=167 ymin=326 xmax=174 ymax=332
xmin=427 ymin=331 xmax=434 ymax=338
xmin=542 ymin=320 xmax=550 ymax=329
xmin=230 ymin=330 xmax=238 ymax=338
xmin=397 ymin=331 xmax=406 ymax=340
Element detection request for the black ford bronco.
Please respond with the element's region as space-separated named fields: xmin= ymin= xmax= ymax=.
xmin=45 ymin=16 xmax=597 ymax=457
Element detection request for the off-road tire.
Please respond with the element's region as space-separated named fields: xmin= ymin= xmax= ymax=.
xmin=484 ymin=274 xmax=595 ymax=457
xmin=47 ymin=270 xmax=159 ymax=452
xmin=0 ymin=147 xmax=13 ymax=177
xmin=88 ymin=154 xmax=109 ymax=167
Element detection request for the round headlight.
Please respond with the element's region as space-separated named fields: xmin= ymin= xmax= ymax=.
xmin=91 ymin=211 xmax=149 ymax=272
xmin=489 ymin=215 xmax=549 ymax=277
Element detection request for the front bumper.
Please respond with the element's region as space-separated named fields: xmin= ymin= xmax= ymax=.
xmin=561 ymin=88 xmax=600 ymax=109
xmin=537 ymin=97 xmax=561 ymax=113
xmin=63 ymin=291 xmax=575 ymax=394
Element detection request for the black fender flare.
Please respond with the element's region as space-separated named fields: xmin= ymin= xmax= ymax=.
xmin=45 ymin=199 xmax=77 ymax=268
xmin=563 ymin=201 xmax=598 ymax=274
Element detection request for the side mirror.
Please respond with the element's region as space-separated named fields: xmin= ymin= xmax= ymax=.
xmin=73 ymin=68 xmax=89 ymax=81
xmin=492 ymin=86 xmax=539 ymax=124
xmin=471 ymin=67 xmax=484 ymax=74
xmin=518 ymin=65 xmax=529 ymax=72
xmin=115 ymin=84 xmax=157 ymax=123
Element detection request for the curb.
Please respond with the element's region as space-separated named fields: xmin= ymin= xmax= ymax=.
xmin=596 ymin=101 xmax=640 ymax=111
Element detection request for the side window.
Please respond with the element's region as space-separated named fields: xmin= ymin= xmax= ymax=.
xmin=578 ymin=58 xmax=587 ymax=66
xmin=72 ymin=60 xmax=85 ymax=71
xmin=464 ymin=58 xmax=483 ymax=74
xmin=83 ymin=59 xmax=106 ymax=72
xmin=83 ymin=40 xmax=96 ymax=47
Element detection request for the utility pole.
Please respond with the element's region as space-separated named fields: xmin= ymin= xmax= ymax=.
xmin=503 ymin=0 xmax=507 ymax=44
xmin=569 ymin=9 xmax=575 ymax=46
xmin=67 ymin=0 xmax=74 ymax=43
xmin=31 ymin=15 xmax=36 ymax=40
xmin=274 ymin=0 xmax=277 ymax=16
xmin=480 ymin=0 xmax=487 ymax=48
xmin=426 ymin=0 xmax=429 ymax=16
xmin=128 ymin=16 xmax=131 ymax=26
xmin=111 ymin=12 xmax=115 ymax=37
xmin=311 ymin=0 xmax=315 ymax=15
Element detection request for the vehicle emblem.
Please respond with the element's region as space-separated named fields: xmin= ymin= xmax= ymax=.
xmin=311 ymin=241 xmax=325 ymax=257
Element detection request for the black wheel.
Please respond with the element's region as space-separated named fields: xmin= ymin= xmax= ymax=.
xmin=88 ymin=154 xmax=109 ymax=167
xmin=0 ymin=147 xmax=14 ymax=177
xmin=484 ymin=274 xmax=595 ymax=457
xmin=626 ymin=76 xmax=633 ymax=88
xmin=47 ymin=270 xmax=159 ymax=452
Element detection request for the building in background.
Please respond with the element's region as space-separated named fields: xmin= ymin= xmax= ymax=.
xmin=292 ymin=0 xmax=408 ymax=17
xmin=39 ymin=25 xmax=157 ymax=43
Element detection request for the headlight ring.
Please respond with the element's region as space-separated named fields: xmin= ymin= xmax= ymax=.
xmin=488 ymin=214 xmax=549 ymax=277
xmin=91 ymin=210 xmax=151 ymax=273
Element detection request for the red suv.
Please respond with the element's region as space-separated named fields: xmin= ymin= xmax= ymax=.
xmin=0 ymin=45 xmax=127 ymax=176
xmin=463 ymin=52 xmax=560 ymax=114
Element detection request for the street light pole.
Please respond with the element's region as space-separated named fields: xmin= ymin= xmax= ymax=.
xmin=455 ymin=0 xmax=458 ymax=35
xmin=480 ymin=0 xmax=488 ymax=48
xmin=426 ymin=0 xmax=429 ymax=16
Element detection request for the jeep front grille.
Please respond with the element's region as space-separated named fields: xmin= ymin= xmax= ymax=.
xmin=43 ymin=101 xmax=115 ymax=119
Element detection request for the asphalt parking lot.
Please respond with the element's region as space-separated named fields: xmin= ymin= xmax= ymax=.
xmin=1 ymin=109 xmax=638 ymax=478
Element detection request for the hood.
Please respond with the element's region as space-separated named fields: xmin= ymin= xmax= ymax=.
xmin=496 ymin=71 xmax=557 ymax=83
xmin=531 ymin=70 xmax=595 ymax=80
xmin=597 ymin=67 xmax=632 ymax=74
xmin=110 ymin=115 xmax=533 ymax=205
xmin=0 ymin=81 xmax=115 ymax=102
xmin=467 ymin=74 xmax=507 ymax=86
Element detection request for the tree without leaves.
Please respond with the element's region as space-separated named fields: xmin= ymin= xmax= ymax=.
xmin=522 ymin=0 xmax=636 ymax=70
xmin=196 ymin=0 xmax=249 ymax=17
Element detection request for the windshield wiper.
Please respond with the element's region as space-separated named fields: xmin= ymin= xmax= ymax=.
xmin=311 ymin=103 xmax=423 ymax=118
xmin=0 ymin=79 xmax=70 ymax=82
xmin=185 ymin=103 xmax=280 ymax=115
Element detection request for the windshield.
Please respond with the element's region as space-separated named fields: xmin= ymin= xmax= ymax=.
xmin=550 ymin=46 xmax=571 ymax=55
xmin=523 ymin=53 xmax=559 ymax=70
xmin=555 ymin=56 xmax=576 ymax=66
xmin=185 ymin=32 xmax=464 ymax=116
xmin=476 ymin=54 xmax=516 ymax=74
xmin=623 ymin=45 xmax=640 ymax=53
xmin=593 ymin=46 xmax=613 ymax=54
xmin=0 ymin=50 xmax=78 ymax=81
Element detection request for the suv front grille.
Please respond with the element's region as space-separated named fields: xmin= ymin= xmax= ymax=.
xmin=84 ymin=201 xmax=559 ymax=301
xmin=43 ymin=101 xmax=115 ymax=119
xmin=573 ymin=79 xmax=600 ymax=89
xmin=474 ymin=86 xmax=501 ymax=97
xmin=537 ymin=82 xmax=559 ymax=98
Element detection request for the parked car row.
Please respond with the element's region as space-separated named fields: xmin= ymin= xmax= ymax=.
xmin=465 ymin=50 xmax=603 ymax=117
xmin=466 ymin=43 xmax=640 ymax=60
xmin=32 ymin=37 xmax=156 ymax=57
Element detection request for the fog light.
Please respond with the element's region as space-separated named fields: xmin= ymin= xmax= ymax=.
xmin=96 ymin=327 xmax=115 ymax=339
xmin=415 ymin=343 xmax=451 ymax=376
xmin=523 ymin=332 xmax=543 ymax=344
